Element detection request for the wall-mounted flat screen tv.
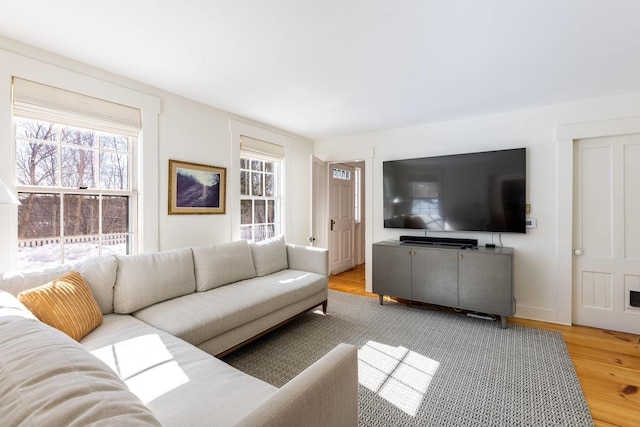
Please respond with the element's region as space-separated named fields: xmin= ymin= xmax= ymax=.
xmin=383 ymin=148 xmax=526 ymax=233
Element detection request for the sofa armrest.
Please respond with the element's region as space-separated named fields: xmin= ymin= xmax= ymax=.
xmin=232 ymin=343 xmax=358 ymax=427
xmin=286 ymin=244 xmax=329 ymax=276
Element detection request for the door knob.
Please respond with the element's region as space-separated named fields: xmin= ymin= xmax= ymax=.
xmin=574 ymin=249 xmax=583 ymax=256
xmin=330 ymin=219 xmax=335 ymax=231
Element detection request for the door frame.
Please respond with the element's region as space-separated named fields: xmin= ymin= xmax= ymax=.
xmin=311 ymin=155 xmax=328 ymax=249
xmin=556 ymin=116 xmax=640 ymax=325
xmin=313 ymin=149 xmax=374 ymax=289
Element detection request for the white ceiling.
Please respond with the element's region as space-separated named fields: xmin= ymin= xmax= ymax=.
xmin=1 ymin=0 xmax=639 ymax=139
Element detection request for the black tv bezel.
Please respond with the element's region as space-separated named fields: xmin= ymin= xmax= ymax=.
xmin=382 ymin=147 xmax=527 ymax=234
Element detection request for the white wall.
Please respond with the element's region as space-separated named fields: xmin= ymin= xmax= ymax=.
xmin=0 ymin=37 xmax=314 ymax=272
xmin=157 ymin=92 xmax=237 ymax=249
xmin=156 ymin=95 xmax=314 ymax=251
xmin=315 ymin=92 xmax=640 ymax=324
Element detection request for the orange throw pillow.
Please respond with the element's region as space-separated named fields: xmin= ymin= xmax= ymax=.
xmin=18 ymin=271 xmax=103 ymax=341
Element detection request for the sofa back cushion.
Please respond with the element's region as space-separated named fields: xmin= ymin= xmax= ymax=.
xmin=0 ymin=264 xmax=72 ymax=297
xmin=0 ymin=255 xmax=117 ymax=315
xmin=0 ymin=317 xmax=162 ymax=426
xmin=249 ymin=235 xmax=289 ymax=277
xmin=73 ymin=255 xmax=118 ymax=314
xmin=114 ymin=248 xmax=196 ymax=314
xmin=192 ymin=240 xmax=256 ymax=292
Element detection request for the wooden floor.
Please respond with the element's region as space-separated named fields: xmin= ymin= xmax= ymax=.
xmin=329 ymin=264 xmax=640 ymax=427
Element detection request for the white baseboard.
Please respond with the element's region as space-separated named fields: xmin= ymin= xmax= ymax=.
xmin=514 ymin=304 xmax=570 ymax=326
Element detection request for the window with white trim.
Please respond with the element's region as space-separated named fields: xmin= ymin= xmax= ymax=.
xmin=239 ymin=136 xmax=283 ymax=242
xmin=13 ymin=78 xmax=140 ymax=271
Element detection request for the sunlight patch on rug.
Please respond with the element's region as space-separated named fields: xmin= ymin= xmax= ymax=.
xmin=358 ymin=341 xmax=439 ymax=417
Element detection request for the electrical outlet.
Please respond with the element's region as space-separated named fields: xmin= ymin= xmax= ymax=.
xmin=525 ymin=218 xmax=537 ymax=228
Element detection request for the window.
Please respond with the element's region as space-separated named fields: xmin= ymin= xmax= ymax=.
xmin=332 ymin=167 xmax=351 ymax=180
xmin=240 ymin=156 xmax=282 ymax=241
xmin=239 ymin=136 xmax=283 ymax=242
xmin=13 ymin=78 xmax=140 ymax=270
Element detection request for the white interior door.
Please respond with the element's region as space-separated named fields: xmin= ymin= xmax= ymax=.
xmin=573 ymin=134 xmax=640 ymax=334
xmin=310 ymin=155 xmax=328 ymax=248
xmin=329 ymin=163 xmax=355 ymax=274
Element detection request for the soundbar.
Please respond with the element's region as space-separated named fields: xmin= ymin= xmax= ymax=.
xmin=399 ymin=235 xmax=478 ymax=249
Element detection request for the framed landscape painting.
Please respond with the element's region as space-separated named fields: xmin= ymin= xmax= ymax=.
xmin=168 ymin=160 xmax=226 ymax=214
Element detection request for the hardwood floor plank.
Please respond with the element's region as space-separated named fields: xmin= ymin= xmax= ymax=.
xmin=329 ymin=265 xmax=640 ymax=427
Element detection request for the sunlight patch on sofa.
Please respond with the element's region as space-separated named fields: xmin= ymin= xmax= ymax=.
xmin=91 ymin=334 xmax=189 ymax=404
xmin=125 ymin=360 xmax=189 ymax=404
xmin=358 ymin=341 xmax=439 ymax=417
xmin=278 ymin=272 xmax=311 ymax=284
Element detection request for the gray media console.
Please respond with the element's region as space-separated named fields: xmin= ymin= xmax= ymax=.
xmin=372 ymin=240 xmax=515 ymax=328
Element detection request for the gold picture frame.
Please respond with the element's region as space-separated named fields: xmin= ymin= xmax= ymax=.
xmin=168 ymin=160 xmax=226 ymax=214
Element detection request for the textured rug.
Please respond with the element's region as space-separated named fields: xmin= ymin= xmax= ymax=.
xmin=223 ymin=290 xmax=593 ymax=426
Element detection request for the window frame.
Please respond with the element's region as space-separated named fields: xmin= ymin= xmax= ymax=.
xmin=229 ymin=119 xmax=291 ymax=243
xmin=0 ymin=55 xmax=162 ymax=273
xmin=239 ymin=152 xmax=283 ymax=242
xmin=13 ymin=117 xmax=138 ymax=269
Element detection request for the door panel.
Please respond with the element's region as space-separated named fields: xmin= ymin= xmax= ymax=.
xmin=329 ymin=164 xmax=355 ymax=274
xmin=573 ymin=134 xmax=640 ymax=334
xmin=579 ymin=145 xmax=612 ymax=258
xmin=625 ymin=144 xmax=640 ymax=258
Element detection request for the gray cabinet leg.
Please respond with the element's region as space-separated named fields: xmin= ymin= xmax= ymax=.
xmin=378 ymin=294 xmax=384 ymax=305
xmin=500 ymin=316 xmax=508 ymax=329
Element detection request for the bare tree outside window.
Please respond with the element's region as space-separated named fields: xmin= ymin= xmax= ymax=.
xmin=15 ymin=121 xmax=59 ymax=187
xmin=15 ymin=118 xmax=134 ymax=271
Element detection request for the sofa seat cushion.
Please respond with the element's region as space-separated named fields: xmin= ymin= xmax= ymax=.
xmin=81 ymin=314 xmax=277 ymax=427
xmin=132 ymin=269 xmax=327 ymax=347
xmin=0 ymin=317 xmax=161 ymax=427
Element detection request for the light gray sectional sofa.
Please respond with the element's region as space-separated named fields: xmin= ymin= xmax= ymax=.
xmin=0 ymin=236 xmax=359 ymax=426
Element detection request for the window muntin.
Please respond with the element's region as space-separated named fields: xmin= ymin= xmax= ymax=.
xmin=15 ymin=118 xmax=135 ymax=270
xmin=240 ymin=155 xmax=281 ymax=241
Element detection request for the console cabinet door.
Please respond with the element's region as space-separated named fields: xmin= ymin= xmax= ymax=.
xmin=458 ymin=252 xmax=514 ymax=316
xmin=411 ymin=247 xmax=459 ymax=307
xmin=373 ymin=244 xmax=412 ymax=299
